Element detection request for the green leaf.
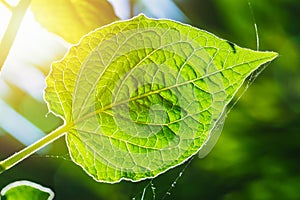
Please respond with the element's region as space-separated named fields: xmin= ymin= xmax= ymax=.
xmin=45 ymin=14 xmax=278 ymax=183
xmin=0 ymin=180 xmax=54 ymax=200
xmin=31 ymin=0 xmax=119 ymax=43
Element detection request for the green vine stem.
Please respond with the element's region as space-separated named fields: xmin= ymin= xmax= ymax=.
xmin=0 ymin=0 xmax=13 ymax=10
xmin=0 ymin=0 xmax=31 ymax=71
xmin=0 ymin=124 xmax=69 ymax=174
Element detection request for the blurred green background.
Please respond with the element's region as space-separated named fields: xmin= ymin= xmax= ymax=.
xmin=0 ymin=0 xmax=299 ymax=199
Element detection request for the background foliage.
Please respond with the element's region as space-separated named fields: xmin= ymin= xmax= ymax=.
xmin=0 ymin=0 xmax=299 ymax=199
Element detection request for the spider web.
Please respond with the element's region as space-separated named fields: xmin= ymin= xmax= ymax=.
xmin=130 ymin=1 xmax=272 ymax=199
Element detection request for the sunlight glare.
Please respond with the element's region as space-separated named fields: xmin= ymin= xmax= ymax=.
xmin=0 ymin=99 xmax=46 ymax=145
xmin=0 ymin=3 xmax=69 ymax=101
xmin=108 ymin=0 xmax=130 ymax=19
xmin=0 ymin=1 xmax=68 ymax=143
xmin=0 ymin=3 xmax=11 ymax=40
xmin=5 ymin=0 xmax=19 ymax=7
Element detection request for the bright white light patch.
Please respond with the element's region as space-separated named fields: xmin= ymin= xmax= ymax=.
xmin=5 ymin=0 xmax=20 ymax=7
xmin=0 ymin=99 xmax=45 ymax=146
xmin=108 ymin=0 xmax=130 ymax=19
xmin=0 ymin=3 xmax=11 ymax=40
xmin=0 ymin=2 xmax=68 ymax=143
xmin=0 ymin=4 xmax=69 ymax=101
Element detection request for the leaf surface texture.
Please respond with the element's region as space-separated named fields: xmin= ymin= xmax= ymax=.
xmin=45 ymin=14 xmax=278 ymax=182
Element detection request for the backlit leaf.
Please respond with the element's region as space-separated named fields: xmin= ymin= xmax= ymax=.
xmin=0 ymin=180 xmax=54 ymax=200
xmin=31 ymin=0 xmax=119 ymax=43
xmin=45 ymin=14 xmax=278 ymax=183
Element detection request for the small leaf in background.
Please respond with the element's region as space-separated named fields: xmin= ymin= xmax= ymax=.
xmin=0 ymin=180 xmax=54 ymax=200
xmin=30 ymin=0 xmax=119 ymax=43
xmin=45 ymin=14 xmax=277 ymax=183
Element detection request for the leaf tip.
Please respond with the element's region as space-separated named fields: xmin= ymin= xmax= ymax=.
xmin=252 ymin=50 xmax=279 ymax=64
xmin=267 ymin=51 xmax=279 ymax=61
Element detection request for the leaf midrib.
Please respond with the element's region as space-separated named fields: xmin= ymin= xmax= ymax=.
xmin=73 ymin=55 xmax=273 ymax=125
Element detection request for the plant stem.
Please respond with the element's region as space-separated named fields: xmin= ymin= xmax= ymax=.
xmin=0 ymin=0 xmax=31 ymax=71
xmin=0 ymin=124 xmax=69 ymax=174
xmin=0 ymin=0 xmax=13 ymax=10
